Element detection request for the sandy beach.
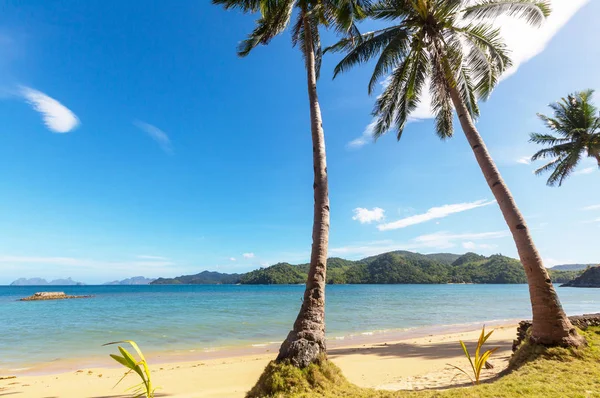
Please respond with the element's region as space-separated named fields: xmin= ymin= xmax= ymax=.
xmin=0 ymin=324 xmax=517 ymax=397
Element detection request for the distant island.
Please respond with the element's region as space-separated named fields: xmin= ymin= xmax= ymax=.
xmin=10 ymin=277 xmax=85 ymax=286
xmin=151 ymin=251 xmax=593 ymax=286
xmin=9 ymin=276 xmax=155 ymax=286
xmin=561 ymin=266 xmax=600 ymax=288
xmin=103 ymin=276 xmax=156 ymax=285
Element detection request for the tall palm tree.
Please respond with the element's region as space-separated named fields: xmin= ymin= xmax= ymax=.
xmin=531 ymin=89 xmax=600 ymax=186
xmin=212 ymin=0 xmax=367 ymax=366
xmin=328 ymin=0 xmax=585 ymax=347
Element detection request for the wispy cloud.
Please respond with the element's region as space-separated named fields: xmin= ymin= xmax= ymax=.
xmin=377 ymin=200 xmax=495 ymax=231
xmin=19 ymin=86 xmax=79 ymax=133
xmin=133 ymin=120 xmax=173 ymax=154
xmin=330 ymin=230 xmax=509 ymax=257
xmin=0 ymin=255 xmax=175 ymax=269
xmin=347 ymin=120 xmax=377 ymax=149
xmin=462 ymin=241 xmax=497 ymax=251
xmin=582 ymin=204 xmax=600 ymax=211
xmin=574 ymin=167 xmax=595 ymax=176
xmin=136 ymin=255 xmax=168 ymax=260
xmin=348 ymin=0 xmax=589 ymax=148
xmin=517 ymin=156 xmax=532 ymax=165
xmin=243 ymin=252 xmax=255 ymax=259
xmin=229 ymin=257 xmax=237 ymax=261
xmin=352 ymin=207 xmax=385 ymax=224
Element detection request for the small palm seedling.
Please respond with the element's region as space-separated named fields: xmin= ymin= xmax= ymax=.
xmin=448 ymin=326 xmax=498 ymax=385
xmin=103 ymin=340 xmax=155 ymax=398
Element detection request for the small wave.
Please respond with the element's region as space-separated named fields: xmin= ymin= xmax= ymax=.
xmin=251 ymin=344 xmax=268 ymax=347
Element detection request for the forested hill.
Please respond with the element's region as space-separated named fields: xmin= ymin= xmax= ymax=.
xmin=151 ymin=251 xmax=587 ymax=285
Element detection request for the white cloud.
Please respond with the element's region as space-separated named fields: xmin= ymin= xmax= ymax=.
xmin=517 ymin=156 xmax=531 ymax=165
xmin=377 ymin=199 xmax=495 ymax=231
xmin=583 ymin=204 xmax=600 ymax=211
xmin=348 ymin=0 xmax=589 ymax=147
xmin=330 ymin=230 xmax=509 ymax=257
xmin=574 ymin=167 xmax=595 ymax=175
xmin=19 ymin=86 xmax=79 ymax=133
xmin=347 ymin=120 xmax=377 ymax=149
xmin=229 ymin=257 xmax=237 ymax=261
xmin=136 ymin=255 xmax=168 ymax=260
xmin=412 ymin=231 xmax=508 ymax=249
xmin=133 ymin=120 xmax=173 ymax=154
xmin=462 ymin=241 xmax=498 ymax=251
xmin=243 ymin=252 xmax=255 ymax=259
xmin=352 ymin=207 xmax=385 ymax=224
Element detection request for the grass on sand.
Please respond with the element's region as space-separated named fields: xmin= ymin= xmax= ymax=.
xmin=247 ymin=326 xmax=600 ymax=398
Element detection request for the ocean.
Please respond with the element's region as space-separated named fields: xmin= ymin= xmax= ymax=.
xmin=1 ymin=284 xmax=598 ymax=372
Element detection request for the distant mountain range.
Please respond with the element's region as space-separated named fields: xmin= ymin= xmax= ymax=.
xmin=8 ymin=252 xmax=597 ymax=286
xmin=9 ymin=276 xmax=155 ymax=286
xmin=550 ymin=264 xmax=595 ymax=271
xmin=150 ymin=251 xmax=596 ymax=285
xmin=10 ymin=277 xmax=85 ymax=286
xmin=103 ymin=276 xmax=156 ymax=285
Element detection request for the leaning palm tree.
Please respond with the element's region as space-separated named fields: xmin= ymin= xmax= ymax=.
xmin=212 ymin=0 xmax=367 ymax=367
xmin=328 ymin=0 xmax=585 ymax=347
xmin=531 ymin=89 xmax=600 ymax=186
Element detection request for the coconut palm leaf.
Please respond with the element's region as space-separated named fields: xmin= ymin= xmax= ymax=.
xmin=531 ymin=90 xmax=600 ymax=186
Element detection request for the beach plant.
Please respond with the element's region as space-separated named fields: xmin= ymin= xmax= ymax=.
xmin=326 ymin=0 xmax=585 ymax=347
xmin=448 ymin=326 xmax=498 ymax=385
xmin=103 ymin=340 xmax=155 ymax=398
xmin=212 ymin=0 xmax=367 ymax=368
xmin=531 ymin=89 xmax=600 ymax=186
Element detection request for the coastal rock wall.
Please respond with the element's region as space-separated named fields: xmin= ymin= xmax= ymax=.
xmin=512 ymin=313 xmax=600 ymax=351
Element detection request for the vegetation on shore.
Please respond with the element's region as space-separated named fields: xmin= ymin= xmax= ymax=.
xmin=246 ymin=326 xmax=600 ymax=397
xmin=151 ymin=251 xmax=585 ymax=285
xmin=561 ymin=266 xmax=600 ymax=287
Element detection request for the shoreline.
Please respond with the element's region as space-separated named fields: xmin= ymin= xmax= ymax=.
xmin=0 ymin=321 xmax=520 ymax=398
xmin=1 ymin=318 xmax=519 ymax=377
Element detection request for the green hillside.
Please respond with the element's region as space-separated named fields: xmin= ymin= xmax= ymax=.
xmin=151 ymin=251 xmax=586 ymax=285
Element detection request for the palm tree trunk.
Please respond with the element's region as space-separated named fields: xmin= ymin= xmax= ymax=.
xmin=594 ymin=152 xmax=600 ymax=167
xmin=276 ymin=13 xmax=330 ymax=368
xmin=449 ymin=87 xmax=584 ymax=347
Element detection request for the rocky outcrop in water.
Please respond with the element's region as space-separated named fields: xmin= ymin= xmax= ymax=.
xmin=19 ymin=292 xmax=93 ymax=301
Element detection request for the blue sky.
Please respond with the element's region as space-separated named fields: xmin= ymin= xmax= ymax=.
xmin=0 ymin=0 xmax=598 ymax=284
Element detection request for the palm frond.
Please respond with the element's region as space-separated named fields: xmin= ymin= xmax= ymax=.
xmin=237 ymin=0 xmax=295 ymax=56
xmin=328 ymin=26 xmax=408 ymax=83
xmin=430 ymin=40 xmax=454 ymax=139
xmin=368 ymin=0 xmax=417 ymax=20
xmin=367 ymin=28 xmax=411 ymax=94
xmin=457 ymin=23 xmax=512 ymax=99
xmin=462 ymin=0 xmax=551 ymax=27
xmin=373 ymin=36 xmax=428 ymax=140
xmin=212 ymin=0 xmax=265 ymax=12
xmin=529 ymin=133 xmax=570 ymax=146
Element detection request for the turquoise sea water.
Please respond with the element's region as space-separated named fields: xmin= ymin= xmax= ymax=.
xmin=1 ymin=284 xmax=599 ymax=371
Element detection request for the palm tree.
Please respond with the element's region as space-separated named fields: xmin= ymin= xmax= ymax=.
xmin=531 ymin=89 xmax=600 ymax=186
xmin=328 ymin=0 xmax=585 ymax=347
xmin=212 ymin=0 xmax=367 ymax=366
